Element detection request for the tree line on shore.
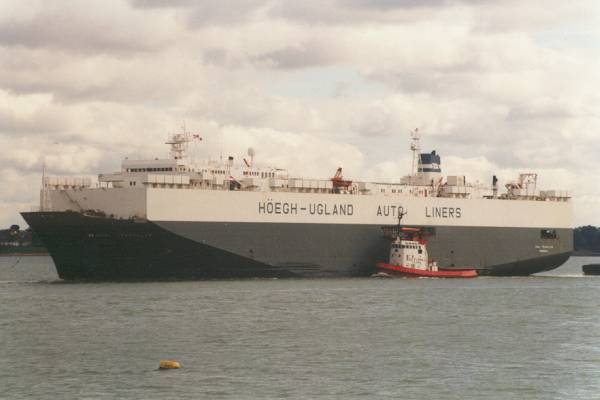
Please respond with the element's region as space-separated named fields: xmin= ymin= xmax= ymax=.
xmin=0 ymin=225 xmax=41 ymax=247
xmin=574 ymin=226 xmax=600 ymax=254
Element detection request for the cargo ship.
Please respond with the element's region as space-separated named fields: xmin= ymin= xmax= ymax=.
xmin=22 ymin=130 xmax=572 ymax=280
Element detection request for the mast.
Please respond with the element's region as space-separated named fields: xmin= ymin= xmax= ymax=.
xmin=165 ymin=124 xmax=191 ymax=160
xmin=40 ymin=160 xmax=51 ymax=211
xmin=409 ymin=128 xmax=420 ymax=183
xmin=396 ymin=206 xmax=407 ymax=238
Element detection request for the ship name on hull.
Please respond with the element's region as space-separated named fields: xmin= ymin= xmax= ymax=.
xmin=258 ymin=202 xmax=354 ymax=216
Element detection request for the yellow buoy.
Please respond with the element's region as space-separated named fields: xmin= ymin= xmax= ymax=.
xmin=159 ymin=360 xmax=181 ymax=370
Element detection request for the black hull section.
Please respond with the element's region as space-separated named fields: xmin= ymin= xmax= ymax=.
xmin=22 ymin=211 xmax=572 ymax=281
xmin=21 ymin=212 xmax=290 ymax=280
xmin=478 ymin=252 xmax=571 ymax=276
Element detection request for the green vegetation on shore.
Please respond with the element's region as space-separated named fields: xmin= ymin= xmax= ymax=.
xmin=574 ymin=226 xmax=600 ymax=255
xmin=0 ymin=225 xmax=47 ymax=255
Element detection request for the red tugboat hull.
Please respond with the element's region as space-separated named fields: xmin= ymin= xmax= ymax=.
xmin=376 ymin=262 xmax=478 ymax=278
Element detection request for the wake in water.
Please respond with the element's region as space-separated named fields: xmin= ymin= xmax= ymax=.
xmin=0 ymin=256 xmax=60 ymax=283
xmin=6 ymin=256 xmax=22 ymax=269
xmin=0 ymin=279 xmax=64 ymax=285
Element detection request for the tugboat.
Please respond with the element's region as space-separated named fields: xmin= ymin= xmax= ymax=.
xmin=376 ymin=207 xmax=478 ymax=278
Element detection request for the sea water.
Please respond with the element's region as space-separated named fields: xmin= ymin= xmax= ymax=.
xmin=0 ymin=256 xmax=598 ymax=399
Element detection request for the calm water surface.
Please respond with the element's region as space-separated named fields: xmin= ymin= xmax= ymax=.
xmin=0 ymin=256 xmax=598 ymax=399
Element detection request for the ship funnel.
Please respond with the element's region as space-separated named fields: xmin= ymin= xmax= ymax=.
xmin=418 ymin=151 xmax=441 ymax=173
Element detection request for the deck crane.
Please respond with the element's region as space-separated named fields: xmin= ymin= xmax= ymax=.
xmin=331 ymin=167 xmax=352 ymax=191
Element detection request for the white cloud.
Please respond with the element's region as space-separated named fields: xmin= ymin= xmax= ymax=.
xmin=217 ymin=126 xmax=365 ymax=179
xmin=0 ymin=0 xmax=176 ymax=54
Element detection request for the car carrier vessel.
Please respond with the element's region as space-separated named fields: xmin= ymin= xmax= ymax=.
xmin=22 ymin=130 xmax=572 ymax=280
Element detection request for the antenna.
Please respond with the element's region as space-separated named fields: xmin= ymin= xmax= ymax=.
xmin=247 ymin=147 xmax=255 ymax=166
xmin=41 ymin=159 xmax=46 ymax=188
xmin=220 ymin=130 xmax=224 ymax=164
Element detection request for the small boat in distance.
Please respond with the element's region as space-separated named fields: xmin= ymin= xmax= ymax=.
xmin=582 ymin=264 xmax=600 ymax=276
xmin=376 ymin=208 xmax=477 ymax=278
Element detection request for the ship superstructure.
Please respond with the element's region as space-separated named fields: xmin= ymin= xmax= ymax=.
xmin=23 ymin=129 xmax=573 ymax=280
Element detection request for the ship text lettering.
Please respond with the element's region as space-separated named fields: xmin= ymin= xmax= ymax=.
xmin=309 ymin=203 xmax=354 ymax=216
xmin=258 ymin=201 xmax=298 ymax=215
xmin=258 ymin=202 xmax=354 ymax=216
xmin=425 ymin=206 xmax=462 ymax=218
xmin=376 ymin=205 xmax=404 ymax=217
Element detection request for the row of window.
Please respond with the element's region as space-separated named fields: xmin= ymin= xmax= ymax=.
xmin=380 ymin=188 xmax=407 ymax=193
xmin=127 ymin=167 xmax=174 ymax=172
xmin=392 ymin=246 xmax=423 ymax=255
xmin=125 ymin=167 xmax=276 ymax=178
xmin=243 ymin=171 xmax=275 ymax=178
xmin=392 ymin=244 xmax=421 ymax=250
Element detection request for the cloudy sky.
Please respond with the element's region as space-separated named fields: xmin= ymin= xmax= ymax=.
xmin=1 ymin=0 xmax=599 ymax=227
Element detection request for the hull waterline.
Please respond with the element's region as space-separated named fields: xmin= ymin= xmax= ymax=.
xmin=376 ymin=262 xmax=478 ymax=278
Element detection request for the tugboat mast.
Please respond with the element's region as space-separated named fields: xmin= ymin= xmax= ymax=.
xmin=396 ymin=206 xmax=407 ymax=237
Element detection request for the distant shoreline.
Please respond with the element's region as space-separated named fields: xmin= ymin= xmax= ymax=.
xmin=571 ymin=251 xmax=600 ymax=257
xmin=0 ymin=252 xmax=49 ymax=257
xmin=0 ymin=246 xmax=49 ymax=257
